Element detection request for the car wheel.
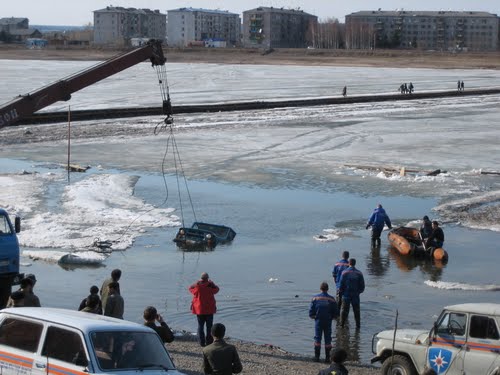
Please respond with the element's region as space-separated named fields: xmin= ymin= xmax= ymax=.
xmin=381 ymin=355 xmax=417 ymax=375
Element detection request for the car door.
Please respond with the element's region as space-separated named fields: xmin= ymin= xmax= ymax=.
xmin=428 ymin=311 xmax=468 ymax=374
xmin=0 ymin=316 xmax=44 ymax=375
xmin=463 ymin=314 xmax=500 ymax=374
xmin=32 ymin=325 xmax=91 ymax=375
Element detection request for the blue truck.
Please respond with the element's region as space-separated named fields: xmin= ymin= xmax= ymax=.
xmin=0 ymin=209 xmax=22 ymax=308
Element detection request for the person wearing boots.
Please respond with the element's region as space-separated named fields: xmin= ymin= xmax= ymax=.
xmin=366 ymin=204 xmax=392 ymax=247
xmin=332 ymin=251 xmax=350 ymax=313
xmin=309 ymin=282 xmax=339 ymax=363
xmin=339 ymin=259 xmax=365 ymax=329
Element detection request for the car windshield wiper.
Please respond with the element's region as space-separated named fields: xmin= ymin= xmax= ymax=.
xmin=137 ymin=363 xmax=169 ymax=372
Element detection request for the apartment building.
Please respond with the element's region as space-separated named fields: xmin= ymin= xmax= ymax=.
xmin=93 ymin=6 xmax=166 ymax=46
xmin=242 ymin=7 xmax=317 ymax=48
xmin=345 ymin=10 xmax=499 ymax=51
xmin=167 ymin=7 xmax=240 ymax=47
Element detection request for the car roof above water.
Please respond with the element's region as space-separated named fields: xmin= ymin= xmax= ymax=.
xmin=445 ymin=303 xmax=500 ymax=316
xmin=0 ymin=307 xmax=151 ymax=332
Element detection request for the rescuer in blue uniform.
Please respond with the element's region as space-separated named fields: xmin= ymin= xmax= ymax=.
xmin=339 ymin=258 xmax=365 ymax=329
xmin=366 ymin=204 xmax=392 ymax=247
xmin=309 ymin=282 xmax=339 ymax=363
xmin=332 ymin=251 xmax=350 ymax=313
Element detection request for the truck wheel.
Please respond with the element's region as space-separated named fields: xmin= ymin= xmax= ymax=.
xmin=381 ymin=355 xmax=417 ymax=375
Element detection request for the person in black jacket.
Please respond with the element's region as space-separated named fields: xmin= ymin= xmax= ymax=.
xmin=426 ymin=221 xmax=444 ymax=249
xmin=318 ymin=348 xmax=349 ymax=375
xmin=78 ymin=285 xmax=103 ymax=314
xmin=420 ymin=216 xmax=433 ymax=240
xmin=143 ymin=306 xmax=174 ymax=344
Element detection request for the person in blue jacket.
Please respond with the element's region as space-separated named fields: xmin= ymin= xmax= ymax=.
xmin=309 ymin=282 xmax=339 ymax=363
xmin=332 ymin=251 xmax=350 ymax=312
xmin=339 ymin=258 xmax=365 ymax=329
xmin=366 ymin=204 xmax=392 ymax=247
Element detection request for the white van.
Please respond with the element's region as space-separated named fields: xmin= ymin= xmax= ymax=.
xmin=0 ymin=307 xmax=187 ymax=375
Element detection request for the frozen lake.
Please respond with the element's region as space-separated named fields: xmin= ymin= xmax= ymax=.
xmin=1 ymin=60 xmax=499 ymax=362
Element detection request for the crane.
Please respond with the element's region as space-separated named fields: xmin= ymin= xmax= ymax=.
xmin=0 ymin=39 xmax=169 ymax=129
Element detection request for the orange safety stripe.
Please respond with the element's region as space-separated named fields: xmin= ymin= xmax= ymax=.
xmin=433 ymin=337 xmax=500 ymax=352
xmin=313 ymin=296 xmax=336 ymax=302
xmin=48 ymin=362 xmax=88 ymax=375
xmin=0 ymin=350 xmax=33 ymax=368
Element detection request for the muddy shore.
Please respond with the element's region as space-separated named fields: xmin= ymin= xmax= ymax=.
xmin=1 ymin=45 xmax=499 ymax=70
xmin=170 ymin=333 xmax=379 ymax=375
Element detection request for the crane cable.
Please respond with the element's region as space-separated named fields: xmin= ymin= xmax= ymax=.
xmin=153 ymin=63 xmax=197 ymax=227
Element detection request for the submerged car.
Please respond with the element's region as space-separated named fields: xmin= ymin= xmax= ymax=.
xmin=0 ymin=307 xmax=186 ymax=375
xmin=371 ymin=303 xmax=500 ymax=374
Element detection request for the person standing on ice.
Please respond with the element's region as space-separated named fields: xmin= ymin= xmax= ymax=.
xmin=366 ymin=204 xmax=392 ymax=247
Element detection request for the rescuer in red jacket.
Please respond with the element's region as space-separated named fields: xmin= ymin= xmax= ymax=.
xmin=189 ymin=272 xmax=220 ymax=347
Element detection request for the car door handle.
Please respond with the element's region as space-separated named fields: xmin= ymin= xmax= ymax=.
xmin=35 ymin=363 xmax=46 ymax=369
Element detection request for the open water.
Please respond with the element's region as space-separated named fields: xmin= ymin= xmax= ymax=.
xmin=1 ymin=60 xmax=500 ymax=362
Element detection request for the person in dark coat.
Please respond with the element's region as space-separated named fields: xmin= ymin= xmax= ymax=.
xmin=332 ymin=251 xmax=350 ymax=313
xmin=309 ymin=282 xmax=339 ymax=363
xmin=81 ymin=294 xmax=101 ymax=314
xmin=426 ymin=221 xmax=444 ymax=249
xmin=420 ymin=216 xmax=433 ymax=240
xmin=104 ymin=282 xmax=124 ymax=319
xmin=202 ymin=323 xmax=242 ymax=375
xmin=189 ymin=272 xmax=219 ymax=347
xmin=318 ymin=348 xmax=349 ymax=375
xmin=366 ymin=204 xmax=392 ymax=247
xmin=101 ymin=269 xmax=121 ymax=310
xmin=79 ymin=285 xmax=103 ymax=314
xmin=342 ymin=86 xmax=347 ymax=97
xmin=6 ymin=277 xmax=41 ymax=308
xmin=143 ymin=306 xmax=174 ymax=344
xmin=339 ymin=259 xmax=365 ymax=329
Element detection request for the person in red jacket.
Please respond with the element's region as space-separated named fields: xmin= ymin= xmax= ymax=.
xmin=189 ymin=272 xmax=220 ymax=347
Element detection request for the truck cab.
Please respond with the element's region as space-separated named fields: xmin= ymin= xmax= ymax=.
xmin=0 ymin=208 xmax=21 ymax=307
xmin=371 ymin=303 xmax=500 ymax=375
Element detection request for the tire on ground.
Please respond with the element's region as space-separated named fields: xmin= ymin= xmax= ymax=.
xmin=381 ymin=354 xmax=417 ymax=375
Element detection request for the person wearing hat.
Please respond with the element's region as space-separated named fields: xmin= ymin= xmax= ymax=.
xmin=318 ymin=348 xmax=349 ymax=375
xmin=420 ymin=216 xmax=433 ymax=240
xmin=143 ymin=306 xmax=174 ymax=343
xmin=426 ymin=221 xmax=445 ymax=249
xmin=7 ymin=277 xmax=41 ymax=307
xmin=366 ymin=204 xmax=392 ymax=247
xmin=189 ymin=272 xmax=219 ymax=347
xmin=202 ymin=323 xmax=242 ymax=375
xmin=309 ymin=282 xmax=339 ymax=363
xmin=79 ymin=285 xmax=103 ymax=314
xmin=9 ymin=290 xmax=25 ymax=307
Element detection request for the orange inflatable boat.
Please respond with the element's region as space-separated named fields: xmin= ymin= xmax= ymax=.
xmin=387 ymin=227 xmax=448 ymax=261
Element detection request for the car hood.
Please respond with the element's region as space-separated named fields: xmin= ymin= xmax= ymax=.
xmin=377 ymin=328 xmax=429 ymax=344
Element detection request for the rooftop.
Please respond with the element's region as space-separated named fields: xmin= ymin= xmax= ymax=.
xmin=0 ymin=17 xmax=28 ymax=25
xmin=244 ymin=6 xmax=316 ymax=17
xmin=1 ymin=307 xmax=152 ymax=332
xmin=444 ymin=303 xmax=500 ymax=316
xmin=168 ymin=7 xmax=239 ymax=16
xmin=349 ymin=10 xmax=498 ymax=18
xmin=94 ymin=7 xmax=165 ymax=16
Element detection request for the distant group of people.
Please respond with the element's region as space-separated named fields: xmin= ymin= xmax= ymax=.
xmin=399 ymin=82 xmax=414 ymax=94
xmin=457 ymin=80 xmax=465 ymax=91
xmin=6 ymin=273 xmax=40 ymax=307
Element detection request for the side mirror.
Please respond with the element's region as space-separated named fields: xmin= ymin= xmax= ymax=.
xmin=14 ymin=217 xmax=21 ymax=233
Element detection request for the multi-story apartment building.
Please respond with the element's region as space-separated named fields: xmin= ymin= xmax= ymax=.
xmin=242 ymin=7 xmax=318 ymax=48
xmin=345 ymin=10 xmax=499 ymax=51
xmin=93 ymin=6 xmax=166 ymax=46
xmin=0 ymin=17 xmax=29 ymax=33
xmin=166 ymin=7 xmax=240 ymax=47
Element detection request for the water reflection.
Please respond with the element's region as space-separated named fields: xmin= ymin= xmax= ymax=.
xmin=387 ymin=249 xmax=445 ymax=281
xmin=365 ymin=244 xmax=390 ymax=278
xmin=334 ymin=325 xmax=361 ymax=362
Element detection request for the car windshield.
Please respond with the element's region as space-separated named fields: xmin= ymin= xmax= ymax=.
xmin=0 ymin=215 xmax=12 ymax=235
xmin=90 ymin=331 xmax=175 ymax=371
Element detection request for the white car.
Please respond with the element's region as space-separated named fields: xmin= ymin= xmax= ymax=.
xmin=0 ymin=307 xmax=186 ymax=375
xmin=371 ymin=303 xmax=500 ymax=374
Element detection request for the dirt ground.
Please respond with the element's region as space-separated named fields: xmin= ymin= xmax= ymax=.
xmin=1 ymin=44 xmax=499 ymax=69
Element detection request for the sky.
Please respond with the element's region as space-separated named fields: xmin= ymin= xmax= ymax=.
xmin=2 ymin=0 xmax=500 ymax=26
